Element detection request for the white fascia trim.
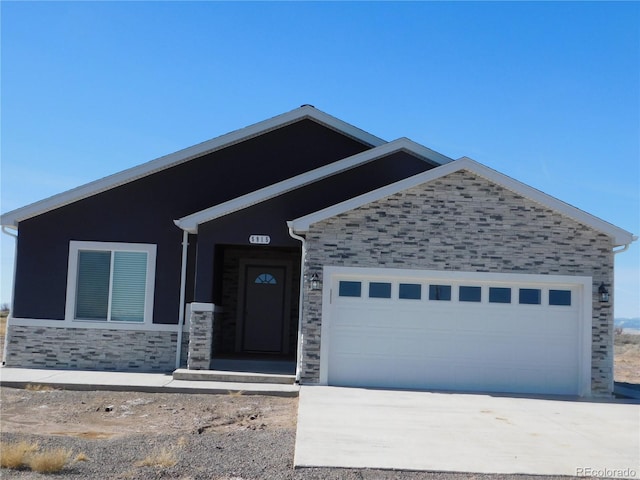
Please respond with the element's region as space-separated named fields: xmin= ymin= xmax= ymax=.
xmin=175 ymin=138 xmax=452 ymax=233
xmin=289 ymin=157 xmax=635 ymax=247
xmin=396 ymin=138 xmax=454 ymax=166
xmin=0 ymin=106 xmax=386 ymax=228
xmin=294 ymin=107 xmax=387 ymax=147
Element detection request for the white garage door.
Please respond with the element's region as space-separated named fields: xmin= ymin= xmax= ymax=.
xmin=323 ymin=269 xmax=589 ymax=396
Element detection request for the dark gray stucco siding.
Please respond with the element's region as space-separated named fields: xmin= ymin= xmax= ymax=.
xmin=13 ymin=120 xmax=370 ymax=323
xmin=194 ymin=151 xmax=434 ymax=302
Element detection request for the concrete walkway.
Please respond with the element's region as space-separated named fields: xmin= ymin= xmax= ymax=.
xmin=295 ymin=386 xmax=640 ymax=478
xmin=0 ymin=367 xmax=299 ymax=396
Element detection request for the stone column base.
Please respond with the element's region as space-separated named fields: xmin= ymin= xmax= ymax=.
xmin=187 ymin=302 xmax=214 ymax=370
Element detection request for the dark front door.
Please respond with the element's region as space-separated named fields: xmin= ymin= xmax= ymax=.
xmin=242 ymin=265 xmax=286 ymax=353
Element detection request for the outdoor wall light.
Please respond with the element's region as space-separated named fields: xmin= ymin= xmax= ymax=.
xmin=598 ymin=282 xmax=609 ymax=303
xmin=310 ymin=273 xmax=321 ymax=291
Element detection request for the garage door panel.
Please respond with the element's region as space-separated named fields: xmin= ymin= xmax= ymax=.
xmin=327 ymin=273 xmax=585 ymax=395
xmin=389 ymin=314 xmax=431 ymax=330
xmin=395 ymin=313 xmax=431 ymax=329
xmin=334 ymin=305 xmax=395 ymax=328
xmin=445 ymin=315 xmax=486 ymax=332
xmin=331 ymin=356 xmax=396 ymax=387
xmin=358 ymin=333 xmax=396 ymax=356
xmin=447 ymin=363 xmax=558 ymax=394
xmin=450 ymin=364 xmax=500 ymax=391
xmin=504 ymin=366 xmax=576 ymax=395
xmin=422 ymin=317 xmax=455 ymax=332
xmin=332 ymin=305 xmax=363 ymax=326
xmin=543 ymin=317 xmax=579 ymax=336
xmin=454 ymin=332 xmax=538 ymax=361
xmin=542 ymin=368 xmax=579 ymax=395
xmin=392 ymin=333 xmax=430 ymax=355
xmin=483 ymin=368 xmax=545 ymax=395
xmin=421 ymin=334 xmax=459 ymax=356
xmin=544 ymin=341 xmax=579 ymax=366
xmin=332 ymin=330 xmax=428 ymax=358
xmin=420 ymin=362 xmax=456 ymax=387
xmin=339 ymin=306 xmax=430 ymax=330
xmin=330 ymin=327 xmax=366 ymax=354
xmin=498 ymin=314 xmax=546 ymax=334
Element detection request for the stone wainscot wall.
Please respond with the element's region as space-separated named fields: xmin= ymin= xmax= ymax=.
xmin=4 ymin=324 xmax=189 ymax=372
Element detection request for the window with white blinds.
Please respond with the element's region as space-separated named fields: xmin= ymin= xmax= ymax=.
xmin=67 ymin=242 xmax=156 ymax=323
xmin=76 ymin=251 xmax=111 ymax=320
xmin=111 ymin=252 xmax=147 ymax=322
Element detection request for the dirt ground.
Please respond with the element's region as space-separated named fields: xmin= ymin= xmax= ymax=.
xmin=0 ymin=389 xmax=307 ymax=480
xmin=0 ymin=388 xmax=297 ymax=440
xmin=614 ymin=332 xmax=640 ymax=384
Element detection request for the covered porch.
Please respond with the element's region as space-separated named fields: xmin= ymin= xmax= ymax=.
xmin=182 ymin=241 xmax=302 ymax=379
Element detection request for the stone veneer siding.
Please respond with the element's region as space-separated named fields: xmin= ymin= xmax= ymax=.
xmin=4 ymin=324 xmax=181 ymax=372
xmin=187 ymin=308 xmax=214 ymax=369
xmin=300 ymin=170 xmax=614 ymax=396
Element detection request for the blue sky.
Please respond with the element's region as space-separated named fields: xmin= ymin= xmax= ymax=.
xmin=1 ymin=1 xmax=638 ymax=317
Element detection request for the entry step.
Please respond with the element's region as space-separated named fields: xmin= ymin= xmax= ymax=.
xmin=173 ymin=368 xmax=296 ymax=385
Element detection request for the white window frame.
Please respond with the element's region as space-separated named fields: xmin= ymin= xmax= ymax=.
xmin=65 ymin=241 xmax=156 ymax=324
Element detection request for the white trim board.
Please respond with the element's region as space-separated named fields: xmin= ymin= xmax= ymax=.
xmin=7 ymin=317 xmax=183 ymax=332
xmin=288 ymin=157 xmax=635 ymax=247
xmin=175 ymin=138 xmax=452 ymax=233
xmin=1 ymin=106 xmax=386 ymax=228
xmin=9 ymin=303 xmax=224 ymax=333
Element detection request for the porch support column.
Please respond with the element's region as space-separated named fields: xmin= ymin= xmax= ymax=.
xmin=187 ymin=302 xmax=214 ymax=370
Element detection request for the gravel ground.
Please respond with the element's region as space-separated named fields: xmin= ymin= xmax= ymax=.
xmin=0 ymin=430 xmax=579 ymax=480
xmin=0 ymin=387 xmax=581 ymax=480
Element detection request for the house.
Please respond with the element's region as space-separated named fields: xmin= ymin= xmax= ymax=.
xmin=1 ymin=105 xmax=635 ymax=397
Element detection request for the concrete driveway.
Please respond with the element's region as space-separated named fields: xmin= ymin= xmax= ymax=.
xmin=294 ymin=386 xmax=640 ymax=477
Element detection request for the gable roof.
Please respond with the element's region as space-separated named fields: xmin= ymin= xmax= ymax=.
xmin=287 ymin=157 xmax=636 ymax=247
xmin=174 ymin=138 xmax=453 ymax=233
xmin=1 ymin=105 xmax=386 ymax=228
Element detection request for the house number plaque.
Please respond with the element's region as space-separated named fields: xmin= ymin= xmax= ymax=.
xmin=249 ymin=235 xmax=271 ymax=245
